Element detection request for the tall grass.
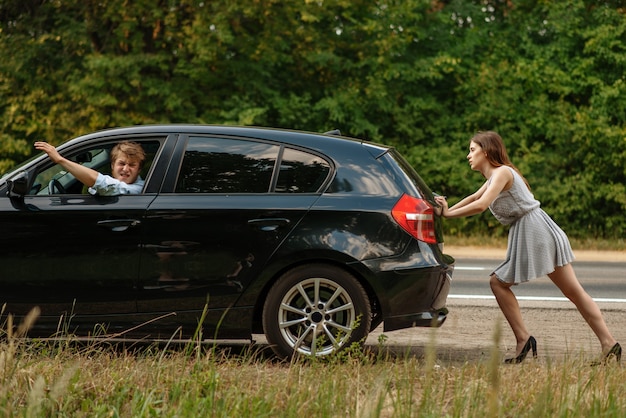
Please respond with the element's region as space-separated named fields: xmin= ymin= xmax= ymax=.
xmin=1 ymin=309 xmax=624 ymax=417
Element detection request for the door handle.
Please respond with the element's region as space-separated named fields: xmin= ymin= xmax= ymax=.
xmin=247 ymin=218 xmax=290 ymax=232
xmin=97 ymin=219 xmax=141 ymax=232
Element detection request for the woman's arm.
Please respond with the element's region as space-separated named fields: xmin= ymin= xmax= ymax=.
xmin=435 ymin=167 xmax=513 ymax=219
xmin=449 ymin=181 xmax=488 ymax=210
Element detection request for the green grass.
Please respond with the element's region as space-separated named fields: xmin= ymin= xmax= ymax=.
xmin=2 ymin=236 xmax=624 ymax=417
xmin=2 ymin=314 xmax=625 ymax=417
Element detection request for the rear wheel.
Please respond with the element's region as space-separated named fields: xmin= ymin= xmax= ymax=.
xmin=262 ymin=264 xmax=371 ymax=359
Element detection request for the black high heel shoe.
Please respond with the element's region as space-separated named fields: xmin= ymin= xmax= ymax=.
xmin=504 ymin=336 xmax=537 ymax=364
xmin=591 ymin=342 xmax=622 ymax=366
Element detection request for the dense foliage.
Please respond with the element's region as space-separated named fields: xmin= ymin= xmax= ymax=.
xmin=1 ymin=0 xmax=624 ymax=239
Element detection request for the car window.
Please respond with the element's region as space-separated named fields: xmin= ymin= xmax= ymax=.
xmin=275 ymin=148 xmax=331 ymax=193
xmin=176 ymin=137 xmax=279 ymax=193
xmin=31 ymin=146 xmax=113 ymax=195
xmin=30 ymin=140 xmax=161 ymax=195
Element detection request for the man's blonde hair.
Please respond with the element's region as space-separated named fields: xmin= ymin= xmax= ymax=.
xmin=110 ymin=141 xmax=146 ymax=167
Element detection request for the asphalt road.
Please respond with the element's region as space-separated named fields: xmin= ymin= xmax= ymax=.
xmin=364 ymin=256 xmax=626 ymax=362
xmin=252 ymin=254 xmax=626 ymax=361
xmin=450 ymin=258 xmax=626 ymax=301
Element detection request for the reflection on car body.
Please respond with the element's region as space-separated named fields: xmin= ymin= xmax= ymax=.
xmin=0 ymin=125 xmax=454 ymax=359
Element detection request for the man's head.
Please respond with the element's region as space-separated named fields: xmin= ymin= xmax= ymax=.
xmin=110 ymin=141 xmax=146 ymax=184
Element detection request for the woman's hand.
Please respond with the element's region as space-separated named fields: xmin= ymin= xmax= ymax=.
xmin=434 ymin=195 xmax=448 ymax=217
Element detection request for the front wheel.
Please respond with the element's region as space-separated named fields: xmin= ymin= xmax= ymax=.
xmin=262 ymin=264 xmax=371 ymax=359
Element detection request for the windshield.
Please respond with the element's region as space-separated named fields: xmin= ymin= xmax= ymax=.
xmin=0 ymin=154 xmax=42 ymax=183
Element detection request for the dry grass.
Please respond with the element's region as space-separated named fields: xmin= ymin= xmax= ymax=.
xmin=2 ymin=310 xmax=625 ymax=417
xmin=446 ymin=234 xmax=625 ymax=252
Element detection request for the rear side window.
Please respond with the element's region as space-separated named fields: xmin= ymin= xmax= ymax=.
xmin=176 ymin=137 xmax=279 ymax=193
xmin=380 ymin=149 xmax=432 ymax=198
xmin=275 ymin=148 xmax=330 ymax=193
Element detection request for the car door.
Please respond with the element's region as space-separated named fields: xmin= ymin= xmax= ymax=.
xmin=136 ymin=134 xmax=332 ymax=338
xmin=0 ymin=137 xmax=165 ymax=336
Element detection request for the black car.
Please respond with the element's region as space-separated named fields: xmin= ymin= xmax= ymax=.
xmin=0 ymin=125 xmax=453 ymax=358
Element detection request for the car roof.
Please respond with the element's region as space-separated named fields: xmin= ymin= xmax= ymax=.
xmin=0 ymin=125 xmax=393 ymax=184
xmin=61 ymin=125 xmax=390 ymax=156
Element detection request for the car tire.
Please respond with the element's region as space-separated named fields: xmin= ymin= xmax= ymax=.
xmin=262 ymin=264 xmax=371 ymax=359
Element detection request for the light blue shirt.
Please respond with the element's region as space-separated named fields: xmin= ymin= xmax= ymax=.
xmin=88 ymin=173 xmax=145 ymax=196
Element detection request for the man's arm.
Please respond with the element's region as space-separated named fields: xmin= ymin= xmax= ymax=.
xmin=34 ymin=142 xmax=98 ymax=188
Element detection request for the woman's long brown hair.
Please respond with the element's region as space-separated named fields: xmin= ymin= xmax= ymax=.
xmin=471 ymin=131 xmax=531 ymax=190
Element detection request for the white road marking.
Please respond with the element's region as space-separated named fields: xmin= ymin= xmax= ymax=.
xmin=455 ymin=266 xmax=487 ymax=271
xmin=448 ymin=294 xmax=626 ymax=303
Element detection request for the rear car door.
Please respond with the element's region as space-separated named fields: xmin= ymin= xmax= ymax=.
xmin=136 ymin=134 xmax=332 ymax=338
xmin=0 ymin=137 xmax=165 ymax=336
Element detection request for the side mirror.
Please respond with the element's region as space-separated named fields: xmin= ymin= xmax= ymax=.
xmin=6 ymin=171 xmax=30 ymax=197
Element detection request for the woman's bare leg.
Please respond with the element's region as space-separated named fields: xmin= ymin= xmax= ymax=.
xmin=548 ymin=264 xmax=617 ymax=353
xmin=490 ymin=274 xmax=531 ymax=355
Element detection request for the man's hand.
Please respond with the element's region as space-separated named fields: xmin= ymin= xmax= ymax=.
xmin=34 ymin=142 xmax=64 ymax=164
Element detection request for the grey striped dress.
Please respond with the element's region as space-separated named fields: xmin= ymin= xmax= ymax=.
xmin=489 ymin=167 xmax=575 ymax=284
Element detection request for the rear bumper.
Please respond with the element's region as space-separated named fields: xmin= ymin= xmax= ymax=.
xmin=361 ymin=242 xmax=454 ymax=332
xmin=385 ymin=306 xmax=449 ymax=330
xmin=383 ymin=268 xmax=452 ymax=331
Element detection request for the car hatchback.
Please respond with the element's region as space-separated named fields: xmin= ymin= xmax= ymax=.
xmin=0 ymin=125 xmax=453 ymax=358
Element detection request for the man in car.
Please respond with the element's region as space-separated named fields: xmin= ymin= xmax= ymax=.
xmin=34 ymin=141 xmax=146 ymax=195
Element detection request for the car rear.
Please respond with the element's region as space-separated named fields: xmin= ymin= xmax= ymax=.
xmin=264 ymin=134 xmax=453 ymax=335
xmin=368 ymin=146 xmax=454 ymax=331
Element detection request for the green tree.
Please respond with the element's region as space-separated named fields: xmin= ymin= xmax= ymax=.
xmin=446 ymin=0 xmax=626 ymax=238
xmin=0 ymin=0 xmax=624 ymax=239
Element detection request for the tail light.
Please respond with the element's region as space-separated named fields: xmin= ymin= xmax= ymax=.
xmin=392 ymin=194 xmax=437 ymax=244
